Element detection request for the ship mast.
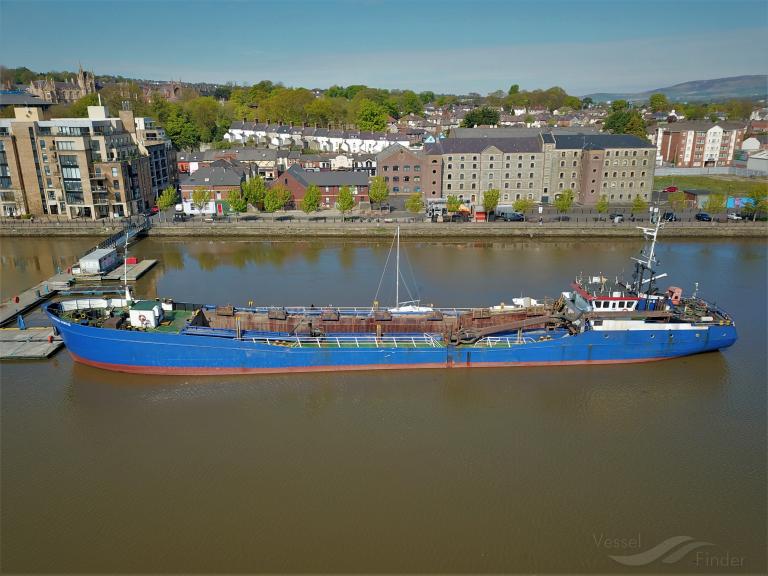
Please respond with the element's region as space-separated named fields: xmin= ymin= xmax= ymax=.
xmin=631 ymin=213 xmax=662 ymax=294
xmin=395 ymin=226 xmax=400 ymax=307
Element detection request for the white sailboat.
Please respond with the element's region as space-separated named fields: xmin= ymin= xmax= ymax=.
xmin=386 ymin=227 xmax=434 ymax=314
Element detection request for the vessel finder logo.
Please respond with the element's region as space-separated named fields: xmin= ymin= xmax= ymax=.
xmin=606 ymin=535 xmax=712 ymax=566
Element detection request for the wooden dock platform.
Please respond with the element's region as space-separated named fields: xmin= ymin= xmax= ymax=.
xmin=100 ymin=259 xmax=158 ymax=281
xmin=0 ymin=328 xmax=64 ymax=360
xmin=0 ymin=279 xmax=67 ymax=327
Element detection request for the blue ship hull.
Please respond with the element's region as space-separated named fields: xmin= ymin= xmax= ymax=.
xmin=46 ymin=308 xmax=737 ymax=375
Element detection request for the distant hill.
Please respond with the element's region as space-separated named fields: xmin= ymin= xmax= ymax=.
xmin=585 ymin=75 xmax=767 ymax=103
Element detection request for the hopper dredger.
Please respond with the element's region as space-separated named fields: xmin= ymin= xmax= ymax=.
xmin=45 ymin=222 xmax=737 ymax=375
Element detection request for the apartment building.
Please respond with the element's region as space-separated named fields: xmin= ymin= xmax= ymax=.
xmin=417 ymin=131 xmax=654 ymax=208
xmin=0 ymin=106 xmax=153 ymax=218
xmin=651 ymin=121 xmax=746 ymax=167
xmin=119 ymin=111 xmax=177 ymax=199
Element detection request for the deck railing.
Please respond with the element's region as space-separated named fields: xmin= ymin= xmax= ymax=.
xmin=255 ymin=333 xmax=443 ymax=349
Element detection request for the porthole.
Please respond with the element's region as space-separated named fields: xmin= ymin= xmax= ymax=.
xmin=650 ymin=334 xmax=655 ymax=339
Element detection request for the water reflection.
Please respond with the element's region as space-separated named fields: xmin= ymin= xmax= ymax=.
xmin=2 ymin=236 xmax=765 ymax=574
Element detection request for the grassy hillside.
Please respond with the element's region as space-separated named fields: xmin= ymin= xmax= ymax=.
xmin=654 ymin=175 xmax=768 ymax=196
xmin=587 ymin=75 xmax=767 ymax=103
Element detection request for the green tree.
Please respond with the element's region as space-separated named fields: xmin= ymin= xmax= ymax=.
xmin=301 ymin=184 xmax=321 ymax=213
xmin=631 ymin=195 xmax=648 ymax=212
xmin=483 ymin=188 xmax=500 ymax=214
xmin=603 ymin=109 xmax=647 ymax=139
xmin=461 ymin=106 xmax=500 ymax=127
xmin=743 ymin=189 xmax=768 ymax=221
xmin=191 ymin=187 xmax=211 ymax=213
xmin=263 ymin=185 xmax=292 ymax=212
xmin=183 ymin=96 xmax=222 ymax=142
xmin=508 ymin=84 xmax=520 ymax=95
xmin=157 ymin=186 xmax=178 ymax=210
xmin=554 ymin=189 xmax=575 ymax=213
xmin=419 ymin=91 xmax=435 ymax=104
xmin=405 ymin=192 xmax=425 ymax=214
xmin=446 ymin=194 xmax=462 ymax=213
xmin=67 ymin=93 xmax=99 ymax=117
xmin=164 ymin=109 xmax=200 ymax=150
xmin=722 ymin=99 xmax=754 ymax=121
xmin=580 ymin=97 xmax=593 ymax=109
xmin=394 ymin=90 xmax=424 ymax=116
xmin=611 ymin=99 xmax=629 ymax=112
xmin=368 ymin=176 xmax=389 ymax=209
xmin=513 ymin=198 xmax=535 ymax=214
xmin=523 ymin=113 xmax=535 ymax=125
xmin=242 ymin=176 xmax=266 ymax=209
xmin=336 ymin=185 xmax=356 ymax=218
xmin=227 ymin=187 xmax=248 ymax=213
xmin=648 ymin=93 xmax=669 ymax=112
xmin=355 ymin=99 xmax=389 ymax=131
xmin=596 ymin=195 xmax=609 ymax=214
xmin=668 ymin=190 xmax=687 ymax=212
xmin=703 ymin=193 xmax=726 ymax=213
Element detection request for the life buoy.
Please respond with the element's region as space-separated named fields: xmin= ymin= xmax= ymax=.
xmin=138 ymin=314 xmax=148 ymax=324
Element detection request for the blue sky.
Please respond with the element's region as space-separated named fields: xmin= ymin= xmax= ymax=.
xmin=1 ymin=0 xmax=766 ymax=95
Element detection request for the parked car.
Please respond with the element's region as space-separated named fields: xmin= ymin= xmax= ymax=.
xmin=727 ymin=213 xmax=742 ymax=221
xmin=150 ymin=206 xmax=159 ymax=215
xmin=450 ymin=213 xmax=470 ymax=223
xmin=609 ymin=213 xmax=624 ymax=223
xmin=501 ymin=212 xmax=525 ymax=222
xmin=173 ymin=212 xmax=187 ymax=222
xmin=695 ymin=212 xmax=712 ymax=222
xmin=662 ymin=212 xmax=679 ymax=222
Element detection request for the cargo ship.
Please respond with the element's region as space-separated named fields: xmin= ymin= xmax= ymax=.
xmin=45 ymin=223 xmax=737 ymax=375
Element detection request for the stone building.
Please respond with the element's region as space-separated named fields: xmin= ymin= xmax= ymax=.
xmin=414 ymin=131 xmax=655 ymax=208
xmin=28 ymin=65 xmax=97 ymax=104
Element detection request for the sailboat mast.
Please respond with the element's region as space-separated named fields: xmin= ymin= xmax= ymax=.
xmin=395 ymin=226 xmax=400 ymax=307
xmin=124 ymin=226 xmax=128 ymax=291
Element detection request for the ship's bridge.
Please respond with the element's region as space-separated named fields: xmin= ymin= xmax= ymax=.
xmin=571 ymin=279 xmax=640 ymax=312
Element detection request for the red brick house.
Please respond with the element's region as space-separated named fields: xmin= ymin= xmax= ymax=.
xmin=275 ymin=164 xmax=370 ymax=208
xmin=179 ymin=159 xmax=250 ymax=202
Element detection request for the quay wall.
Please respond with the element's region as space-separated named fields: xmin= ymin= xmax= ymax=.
xmin=1 ymin=220 xmax=766 ymax=239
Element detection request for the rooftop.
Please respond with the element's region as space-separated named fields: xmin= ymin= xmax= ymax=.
xmin=284 ymin=164 xmax=370 ymax=187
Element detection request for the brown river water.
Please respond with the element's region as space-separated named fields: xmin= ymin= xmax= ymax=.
xmin=1 ymin=235 xmax=765 ymax=573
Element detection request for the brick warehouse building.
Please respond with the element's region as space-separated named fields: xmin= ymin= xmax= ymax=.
xmin=375 ymin=144 xmax=442 ymax=206
xmin=276 ymin=164 xmax=370 ymax=209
